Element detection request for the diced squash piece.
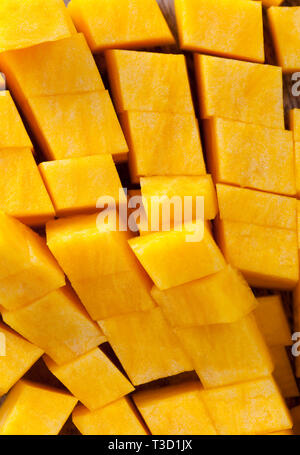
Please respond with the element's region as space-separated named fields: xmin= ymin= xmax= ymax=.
xmin=270 ymin=346 xmax=299 ymax=398
xmin=25 ymin=90 xmax=128 ymax=162
xmin=0 ymin=323 xmax=43 ymax=396
xmin=46 ymin=213 xmax=155 ymax=321
xmin=0 ymin=380 xmax=77 ymax=435
xmin=106 ymin=50 xmax=194 ymax=114
xmin=129 ymin=224 xmax=226 ymax=290
xmin=133 ymin=382 xmax=217 ymax=435
xmin=201 ymin=377 xmax=292 ymax=435
xmin=268 ymin=6 xmax=300 ymax=72
xmin=0 ymin=0 xmax=75 ymax=53
xmin=44 ymin=348 xmax=134 ymax=411
xmin=195 ymin=54 xmax=284 ymax=129
xmin=175 ymin=0 xmax=264 ymax=63
xmin=0 ymin=91 xmax=32 ymax=149
xmin=0 ymin=34 xmax=104 ymax=104
xmin=151 ymin=265 xmax=257 ymax=327
xmin=0 ymin=147 xmax=55 ymax=226
xmin=39 ymin=155 xmax=126 ymax=217
xmin=3 ymin=286 xmax=105 ymax=365
xmin=290 ymin=108 xmax=300 ymax=141
xmin=140 ymin=175 xmax=218 ymax=230
xmin=99 ymin=308 xmax=193 ymax=386
xmin=175 ymin=314 xmax=273 ymax=388
xmin=72 ymin=398 xmax=148 ymax=435
xmin=217 ymin=184 xmax=297 ymax=230
xmin=121 ymin=111 xmax=206 ymax=183
xmin=205 ymin=118 xmax=295 ymax=196
xmin=216 ymin=219 xmax=299 ymax=289
xmin=254 ymin=295 xmax=291 ymax=346
xmin=0 ymin=213 xmax=65 ymax=310
xmin=68 ymin=0 xmax=174 ymax=52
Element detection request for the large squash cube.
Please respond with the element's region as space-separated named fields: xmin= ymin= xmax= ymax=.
xmin=0 ymin=323 xmax=43 ymax=396
xmin=175 ymin=0 xmax=264 ymax=63
xmin=25 ymin=90 xmax=128 ymax=162
xmin=129 ymin=224 xmax=226 ymax=290
xmin=106 ymin=50 xmax=194 ymax=114
xmin=44 ymin=348 xmax=134 ymax=411
xmin=201 ymin=377 xmax=292 ymax=435
xmin=151 ymin=265 xmax=257 ymax=327
xmin=72 ymin=398 xmax=148 ymax=435
xmin=0 ymin=212 xmax=65 ymax=310
xmin=68 ymin=0 xmax=174 ymax=52
xmin=133 ymin=382 xmax=217 ymax=435
xmin=270 ymin=346 xmax=299 ymax=398
xmin=175 ymin=314 xmax=273 ymax=388
xmin=205 ymin=118 xmax=295 ymax=196
xmin=195 ymin=54 xmax=284 ymax=129
xmin=39 ymin=155 xmax=125 ymax=217
xmin=46 ymin=213 xmax=155 ymax=320
xmin=254 ymin=295 xmax=292 ymax=346
xmin=0 ymin=0 xmax=75 ymax=53
xmin=217 ymin=184 xmax=297 ymax=230
xmin=0 ymin=147 xmax=55 ymax=226
xmin=216 ymin=219 xmax=299 ymax=289
xmin=0 ymin=34 xmax=104 ymax=103
xmin=3 ymin=286 xmax=105 ymax=365
xmin=121 ymin=111 xmax=206 ymax=183
xmin=0 ymin=380 xmax=77 ymax=435
xmin=99 ymin=308 xmax=193 ymax=386
xmin=0 ymin=91 xmax=32 ymax=149
xmin=268 ymin=6 xmax=300 ymax=72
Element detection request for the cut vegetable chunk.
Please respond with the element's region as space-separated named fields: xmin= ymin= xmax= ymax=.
xmin=195 ymin=54 xmax=284 ymax=129
xmin=99 ymin=308 xmax=193 ymax=386
xmin=0 ymin=91 xmax=32 ymax=149
xmin=3 ymin=286 xmax=105 ymax=365
xmin=133 ymin=382 xmax=217 ymax=435
xmin=0 ymin=380 xmax=77 ymax=435
xmin=44 ymin=348 xmax=134 ymax=411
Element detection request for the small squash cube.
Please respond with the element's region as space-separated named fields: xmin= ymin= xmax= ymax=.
xmin=0 ymin=380 xmax=77 ymax=435
xmin=99 ymin=308 xmax=193 ymax=386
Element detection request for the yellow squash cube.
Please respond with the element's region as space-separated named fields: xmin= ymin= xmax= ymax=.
xmin=68 ymin=0 xmax=174 ymax=52
xmin=151 ymin=265 xmax=257 ymax=327
xmin=195 ymin=54 xmax=284 ymax=129
xmin=72 ymin=398 xmax=148 ymax=435
xmin=44 ymin=348 xmax=134 ymax=411
xmin=39 ymin=155 xmax=125 ymax=217
xmin=0 ymin=323 xmax=43 ymax=396
xmin=0 ymin=380 xmax=77 ymax=435
xmin=46 ymin=213 xmax=155 ymax=321
xmin=3 ymin=286 xmax=105 ymax=365
xmin=175 ymin=0 xmax=264 ymax=63
xmin=99 ymin=308 xmax=193 ymax=386
xmin=106 ymin=49 xmax=194 ymax=114
xmin=0 ymin=91 xmax=32 ymax=149
xmin=133 ymin=382 xmax=217 ymax=435
xmin=270 ymin=346 xmax=299 ymax=398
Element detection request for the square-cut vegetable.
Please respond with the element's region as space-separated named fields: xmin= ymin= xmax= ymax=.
xmin=44 ymin=348 xmax=134 ymax=411
xmin=254 ymin=295 xmax=292 ymax=346
xmin=121 ymin=111 xmax=206 ymax=183
xmin=68 ymin=0 xmax=174 ymax=52
xmin=204 ymin=118 xmax=295 ymax=196
xmin=175 ymin=314 xmax=273 ymax=388
xmin=105 ymin=49 xmax=194 ymax=114
xmin=72 ymin=398 xmax=148 ymax=435
xmin=3 ymin=286 xmax=105 ymax=365
xmin=99 ymin=308 xmax=193 ymax=386
xmin=0 ymin=380 xmax=77 ymax=435
xmin=26 ymin=90 xmax=128 ymax=162
xmin=0 ymin=323 xmax=43 ymax=396
xmin=0 ymin=91 xmax=32 ymax=149
xmin=175 ymin=0 xmax=264 ymax=63
xmin=270 ymin=346 xmax=299 ymax=398
xmin=195 ymin=54 xmax=284 ymax=129
xmin=39 ymin=155 xmax=126 ymax=217
xmin=216 ymin=219 xmax=299 ymax=289
xmin=133 ymin=382 xmax=217 ymax=435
